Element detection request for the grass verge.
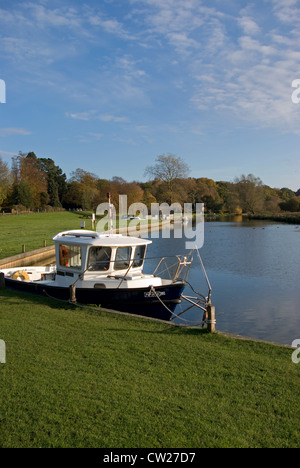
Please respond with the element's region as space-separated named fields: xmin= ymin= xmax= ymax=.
xmin=0 ymin=289 xmax=299 ymax=448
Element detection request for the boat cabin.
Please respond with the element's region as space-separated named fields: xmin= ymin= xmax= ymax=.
xmin=53 ymin=230 xmax=152 ymax=278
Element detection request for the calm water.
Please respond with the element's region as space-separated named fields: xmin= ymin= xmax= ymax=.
xmin=145 ymin=220 xmax=300 ymax=346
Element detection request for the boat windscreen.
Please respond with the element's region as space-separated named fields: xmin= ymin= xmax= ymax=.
xmin=87 ymin=247 xmax=111 ymax=271
xmin=132 ymin=245 xmax=146 ymax=268
xmin=115 ymin=247 xmax=132 ymax=270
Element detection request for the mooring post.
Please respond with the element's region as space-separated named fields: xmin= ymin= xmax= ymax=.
xmin=0 ymin=272 xmax=6 ymax=290
xmin=69 ymin=284 xmax=77 ymax=303
xmin=206 ymin=304 xmax=216 ymax=333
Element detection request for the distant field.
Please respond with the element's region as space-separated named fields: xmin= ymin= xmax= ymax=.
xmin=0 ymin=212 xmax=89 ymax=259
xmin=0 ymin=211 xmax=163 ymax=260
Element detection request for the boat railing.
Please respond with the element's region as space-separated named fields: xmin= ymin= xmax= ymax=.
xmin=151 ymin=252 xmax=193 ymax=283
xmin=112 ymin=253 xmax=193 ymax=289
xmin=81 ymin=248 xmax=211 ymax=306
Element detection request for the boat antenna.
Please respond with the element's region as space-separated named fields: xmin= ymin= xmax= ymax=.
xmin=107 ymin=192 xmax=113 ymax=234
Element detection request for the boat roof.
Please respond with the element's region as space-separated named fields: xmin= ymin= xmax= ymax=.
xmin=52 ymin=230 xmax=152 ymax=247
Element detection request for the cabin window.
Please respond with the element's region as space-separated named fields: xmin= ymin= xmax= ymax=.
xmin=59 ymin=244 xmax=82 ymax=270
xmin=88 ymin=247 xmax=111 ymax=271
xmin=115 ymin=247 xmax=132 ymax=270
xmin=133 ymin=245 xmax=146 ymax=268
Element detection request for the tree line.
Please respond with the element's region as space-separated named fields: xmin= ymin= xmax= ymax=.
xmin=0 ymin=152 xmax=299 ymax=215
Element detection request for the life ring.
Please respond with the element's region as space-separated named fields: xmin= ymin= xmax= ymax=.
xmin=59 ymin=245 xmax=69 ymax=266
xmin=12 ymin=270 xmax=30 ymax=281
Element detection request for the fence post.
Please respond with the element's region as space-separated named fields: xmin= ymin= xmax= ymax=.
xmin=69 ymin=284 xmax=77 ymax=303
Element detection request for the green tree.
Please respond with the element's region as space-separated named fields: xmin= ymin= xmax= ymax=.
xmin=0 ymin=157 xmax=11 ymax=209
xmin=279 ymin=198 xmax=300 ymax=212
xmin=62 ymin=181 xmax=84 ymax=209
xmin=11 ymin=181 xmax=33 ymax=209
xmin=39 ymin=158 xmax=67 ymax=207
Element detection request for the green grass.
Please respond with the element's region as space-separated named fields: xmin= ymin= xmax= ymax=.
xmin=0 ymin=289 xmax=300 ymax=448
xmin=0 ymin=212 xmax=91 ymax=259
xmin=0 ymin=212 xmax=160 ymax=260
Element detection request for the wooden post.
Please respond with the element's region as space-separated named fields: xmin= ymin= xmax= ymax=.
xmin=43 ymin=240 xmax=47 ymax=248
xmin=22 ymin=244 xmax=26 ymax=253
xmin=206 ymin=304 xmax=216 ymax=333
xmin=69 ymin=284 xmax=77 ymax=303
xmin=0 ymin=272 xmax=6 ymax=290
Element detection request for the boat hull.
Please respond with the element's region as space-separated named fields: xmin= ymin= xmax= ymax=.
xmin=4 ymin=278 xmax=186 ymax=321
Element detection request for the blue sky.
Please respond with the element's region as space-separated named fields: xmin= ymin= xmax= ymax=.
xmin=0 ymin=0 xmax=300 ymax=190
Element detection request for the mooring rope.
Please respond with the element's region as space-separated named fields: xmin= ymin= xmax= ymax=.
xmin=42 ymin=285 xmax=207 ymax=328
xmin=149 ymin=286 xmax=206 ymax=326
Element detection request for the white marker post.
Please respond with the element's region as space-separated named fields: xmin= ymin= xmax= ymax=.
xmin=107 ymin=192 xmax=114 ymax=234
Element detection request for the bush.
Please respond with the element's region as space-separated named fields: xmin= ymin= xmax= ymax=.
xmin=279 ymin=198 xmax=300 ymax=212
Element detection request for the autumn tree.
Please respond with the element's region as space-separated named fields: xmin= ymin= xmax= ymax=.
xmin=144 ymin=154 xmax=190 ymax=204
xmin=233 ymin=174 xmax=265 ymax=214
xmin=68 ymin=169 xmax=101 ymax=210
xmin=11 ymin=152 xmax=48 ymax=209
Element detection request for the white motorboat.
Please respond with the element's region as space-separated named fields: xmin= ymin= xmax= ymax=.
xmin=0 ymin=229 xmax=212 ymax=322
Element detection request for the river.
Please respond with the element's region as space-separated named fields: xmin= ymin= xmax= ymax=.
xmin=145 ymin=219 xmax=300 ymax=346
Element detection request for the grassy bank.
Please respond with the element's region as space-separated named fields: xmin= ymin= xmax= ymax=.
xmin=0 ymin=288 xmax=299 ymax=448
xmin=248 ymin=213 xmax=300 ymax=224
xmin=0 ymin=211 xmax=88 ymax=259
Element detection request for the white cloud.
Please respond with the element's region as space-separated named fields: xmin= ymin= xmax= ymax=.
xmin=2 ymin=0 xmax=300 ymax=139
xmin=238 ymin=16 xmax=261 ymax=35
xmin=271 ymin=0 xmax=300 ymax=24
xmin=98 ymin=115 xmax=129 ymax=123
xmin=66 ymin=111 xmax=129 ymax=124
xmin=0 ymin=150 xmax=20 ymax=158
xmin=66 ymin=111 xmax=96 ymax=121
xmin=23 ymin=3 xmax=81 ymax=29
xmin=0 ymin=128 xmax=32 ymax=137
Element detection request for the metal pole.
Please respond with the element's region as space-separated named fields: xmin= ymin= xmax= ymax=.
xmin=206 ymin=304 xmax=216 ymax=332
